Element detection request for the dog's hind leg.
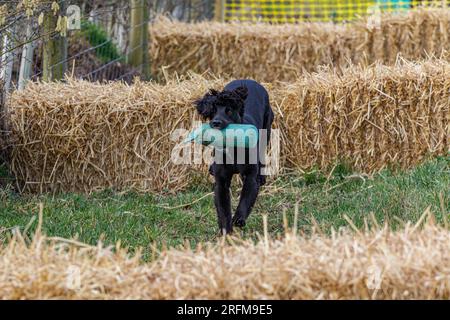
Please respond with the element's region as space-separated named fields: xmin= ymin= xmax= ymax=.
xmin=214 ymin=170 xmax=233 ymax=234
xmin=258 ymin=108 xmax=274 ymax=185
xmin=233 ymin=171 xmax=260 ymax=228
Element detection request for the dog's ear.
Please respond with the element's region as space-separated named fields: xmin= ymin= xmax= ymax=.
xmin=233 ymin=86 xmax=248 ymax=101
xmin=194 ymin=89 xmax=217 ymax=119
xmin=208 ymin=89 xmax=219 ymax=96
xmin=194 ymin=98 xmax=213 ymax=119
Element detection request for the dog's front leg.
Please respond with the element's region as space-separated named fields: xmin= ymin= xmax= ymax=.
xmin=214 ymin=172 xmax=233 ymax=235
xmin=233 ymin=173 xmax=260 ymax=228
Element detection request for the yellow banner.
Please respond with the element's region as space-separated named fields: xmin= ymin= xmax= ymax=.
xmin=223 ymin=0 xmax=448 ymax=23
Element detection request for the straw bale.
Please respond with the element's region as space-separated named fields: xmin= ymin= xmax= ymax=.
xmin=278 ymin=60 xmax=450 ymax=172
xmin=7 ymin=60 xmax=449 ymax=193
xmin=150 ymin=9 xmax=450 ymax=82
xmin=0 ymin=221 xmax=449 ymax=299
xmin=8 ymin=76 xmax=224 ymax=193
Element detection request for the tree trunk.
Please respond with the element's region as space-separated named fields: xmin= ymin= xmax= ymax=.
xmin=128 ymin=0 xmax=144 ymax=69
xmin=141 ymin=0 xmax=151 ymax=80
xmin=214 ymin=0 xmax=225 ymax=22
xmin=18 ymin=23 xmax=35 ymax=90
xmin=0 ymin=26 xmax=14 ymax=151
xmin=42 ymin=3 xmax=67 ymax=82
xmin=0 ymin=27 xmax=14 ymax=96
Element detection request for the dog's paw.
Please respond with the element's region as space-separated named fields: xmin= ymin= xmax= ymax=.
xmin=217 ymin=227 xmax=233 ymax=236
xmin=232 ymin=215 xmax=246 ymax=228
xmin=258 ymin=175 xmax=267 ymax=186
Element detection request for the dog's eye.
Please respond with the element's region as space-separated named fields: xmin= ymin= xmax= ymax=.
xmin=225 ymin=108 xmax=233 ymax=116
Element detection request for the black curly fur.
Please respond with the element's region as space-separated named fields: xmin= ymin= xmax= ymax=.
xmin=195 ymin=87 xmax=247 ymax=120
xmin=193 ymin=80 xmax=274 ymax=235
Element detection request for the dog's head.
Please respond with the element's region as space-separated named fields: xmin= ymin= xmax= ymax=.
xmin=194 ymin=86 xmax=248 ymax=130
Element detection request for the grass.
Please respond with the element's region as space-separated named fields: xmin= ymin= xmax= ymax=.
xmin=0 ymin=156 xmax=448 ymax=260
xmin=79 ymin=20 xmax=122 ymax=63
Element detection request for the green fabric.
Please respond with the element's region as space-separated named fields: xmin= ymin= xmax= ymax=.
xmin=185 ymin=123 xmax=259 ymax=148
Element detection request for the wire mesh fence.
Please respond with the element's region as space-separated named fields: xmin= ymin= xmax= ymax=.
xmin=149 ymin=0 xmax=214 ymax=21
xmin=1 ymin=1 xmax=140 ymax=89
xmin=0 ymin=0 xmax=214 ymax=97
xmin=221 ymin=0 xmax=450 ymax=23
xmin=1 ymin=0 xmax=449 ymax=103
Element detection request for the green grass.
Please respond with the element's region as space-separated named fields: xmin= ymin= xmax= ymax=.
xmin=0 ymin=156 xmax=448 ymax=260
xmin=79 ymin=20 xmax=122 ymax=63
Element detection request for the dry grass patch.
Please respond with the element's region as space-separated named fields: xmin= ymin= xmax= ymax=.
xmin=0 ymin=209 xmax=449 ymax=299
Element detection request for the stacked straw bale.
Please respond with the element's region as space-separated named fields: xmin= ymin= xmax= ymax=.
xmin=278 ymin=60 xmax=450 ymax=172
xmin=8 ymin=77 xmax=224 ymax=193
xmin=150 ymin=9 xmax=450 ymax=82
xmin=8 ymin=60 xmax=449 ymax=193
xmin=0 ymin=220 xmax=449 ymax=299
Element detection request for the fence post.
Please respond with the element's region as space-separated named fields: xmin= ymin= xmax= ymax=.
xmin=128 ymin=0 xmax=145 ymax=73
xmin=214 ymin=0 xmax=225 ymax=22
xmin=18 ymin=23 xmax=34 ymax=90
xmin=42 ymin=1 xmax=67 ymax=82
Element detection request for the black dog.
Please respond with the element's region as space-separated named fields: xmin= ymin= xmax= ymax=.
xmin=195 ymin=79 xmax=274 ymax=234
